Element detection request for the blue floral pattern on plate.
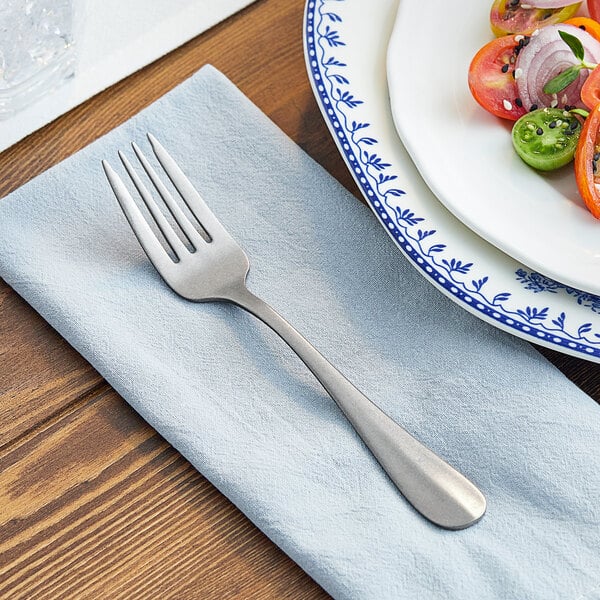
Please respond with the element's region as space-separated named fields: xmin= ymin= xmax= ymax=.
xmin=304 ymin=0 xmax=600 ymax=360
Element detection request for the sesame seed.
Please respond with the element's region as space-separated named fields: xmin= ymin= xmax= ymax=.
xmin=530 ymin=104 xmax=538 ymax=111
xmin=551 ymin=99 xmax=558 ymax=108
xmin=515 ymin=97 xmax=523 ymax=107
xmin=514 ymin=67 xmax=523 ymax=79
xmin=549 ymin=121 xmax=557 ymax=128
xmin=503 ymin=99 xmax=513 ymax=110
xmin=502 ymin=64 xmax=509 ymax=73
xmin=536 ymin=127 xmax=543 ymax=135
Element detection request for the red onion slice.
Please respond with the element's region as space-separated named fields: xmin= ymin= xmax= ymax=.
xmin=516 ymin=24 xmax=600 ymax=110
xmin=524 ymin=0 xmax=580 ymax=7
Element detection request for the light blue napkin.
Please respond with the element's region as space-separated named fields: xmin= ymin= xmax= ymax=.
xmin=0 ymin=65 xmax=598 ymax=599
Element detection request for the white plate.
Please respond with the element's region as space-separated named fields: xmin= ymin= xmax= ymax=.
xmin=387 ymin=0 xmax=600 ymax=296
xmin=304 ymin=0 xmax=600 ymax=362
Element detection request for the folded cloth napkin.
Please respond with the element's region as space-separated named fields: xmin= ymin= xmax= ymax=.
xmin=0 ymin=65 xmax=598 ymax=600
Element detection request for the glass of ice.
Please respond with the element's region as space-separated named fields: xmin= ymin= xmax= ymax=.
xmin=0 ymin=0 xmax=77 ymax=120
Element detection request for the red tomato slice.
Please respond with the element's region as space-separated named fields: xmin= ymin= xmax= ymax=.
xmin=574 ymin=102 xmax=600 ymax=218
xmin=490 ymin=0 xmax=581 ymax=37
xmin=581 ymin=65 xmax=600 ymax=109
xmin=468 ymin=35 xmax=528 ymax=120
xmin=588 ymin=0 xmax=600 ymax=21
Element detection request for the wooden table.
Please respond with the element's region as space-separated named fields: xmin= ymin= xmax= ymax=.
xmin=0 ymin=1 xmax=599 ymax=598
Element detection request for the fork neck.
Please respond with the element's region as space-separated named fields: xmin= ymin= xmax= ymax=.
xmin=224 ymin=284 xmax=340 ymax=390
xmin=224 ymin=285 xmax=277 ymax=322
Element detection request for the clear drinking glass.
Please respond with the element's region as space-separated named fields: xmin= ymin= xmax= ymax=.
xmin=0 ymin=0 xmax=77 ymax=120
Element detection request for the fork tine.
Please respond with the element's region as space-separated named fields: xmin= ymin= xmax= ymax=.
xmin=102 ymin=160 xmax=175 ymax=275
xmin=131 ymin=142 xmax=208 ymax=249
xmin=147 ymin=133 xmax=230 ymax=241
xmin=118 ymin=151 xmax=188 ymax=260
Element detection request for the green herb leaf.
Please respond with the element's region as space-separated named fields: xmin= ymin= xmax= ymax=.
xmin=559 ymin=29 xmax=585 ymax=61
xmin=543 ymin=64 xmax=581 ymax=94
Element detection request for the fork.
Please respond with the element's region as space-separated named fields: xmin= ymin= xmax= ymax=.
xmin=102 ymin=134 xmax=486 ymax=530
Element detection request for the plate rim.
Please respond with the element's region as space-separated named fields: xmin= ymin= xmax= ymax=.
xmin=303 ymin=0 xmax=600 ymax=362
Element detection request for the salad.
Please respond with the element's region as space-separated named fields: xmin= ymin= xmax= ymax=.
xmin=468 ymin=0 xmax=600 ymax=218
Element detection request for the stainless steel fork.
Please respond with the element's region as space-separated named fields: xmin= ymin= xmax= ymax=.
xmin=102 ymin=134 xmax=486 ymax=530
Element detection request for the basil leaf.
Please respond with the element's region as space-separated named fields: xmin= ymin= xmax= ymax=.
xmin=543 ymin=65 xmax=581 ymax=94
xmin=559 ymin=30 xmax=585 ymax=61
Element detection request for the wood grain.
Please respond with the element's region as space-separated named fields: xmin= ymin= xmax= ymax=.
xmin=0 ymin=389 xmax=324 ymax=599
xmin=0 ymin=283 xmax=103 ymax=448
xmin=0 ymin=0 xmax=598 ymax=598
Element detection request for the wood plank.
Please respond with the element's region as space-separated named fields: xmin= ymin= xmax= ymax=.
xmin=0 ymin=388 xmax=326 ymax=599
xmin=0 ymin=282 xmax=103 ymax=447
xmin=536 ymin=346 xmax=600 ymax=400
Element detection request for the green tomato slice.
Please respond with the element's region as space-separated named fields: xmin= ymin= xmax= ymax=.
xmin=512 ymin=107 xmax=582 ymax=171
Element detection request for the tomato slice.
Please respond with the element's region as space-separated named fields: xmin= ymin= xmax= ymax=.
xmin=565 ymin=16 xmax=600 ymax=42
xmin=588 ymin=0 xmax=600 ymax=22
xmin=468 ymin=36 xmax=528 ymax=120
xmin=575 ymin=102 xmax=600 ymax=217
xmin=512 ymin=107 xmax=582 ymax=170
xmin=581 ymin=65 xmax=600 ymax=109
xmin=490 ymin=0 xmax=581 ymax=37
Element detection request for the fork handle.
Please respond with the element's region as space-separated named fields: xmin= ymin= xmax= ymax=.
xmin=230 ymin=287 xmax=486 ymax=530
